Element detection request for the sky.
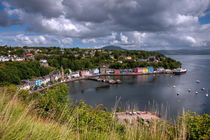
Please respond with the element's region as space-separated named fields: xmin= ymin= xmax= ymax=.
xmin=0 ymin=0 xmax=210 ymax=50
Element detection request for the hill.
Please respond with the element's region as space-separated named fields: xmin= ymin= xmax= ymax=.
xmin=102 ymin=45 xmax=126 ymax=50
xmin=156 ymin=49 xmax=210 ymax=55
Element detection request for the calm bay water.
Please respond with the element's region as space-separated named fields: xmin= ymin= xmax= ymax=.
xmin=68 ymin=55 xmax=210 ymax=119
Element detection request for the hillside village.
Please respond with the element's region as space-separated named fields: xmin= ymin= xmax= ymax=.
xmin=0 ymin=46 xmax=181 ymax=91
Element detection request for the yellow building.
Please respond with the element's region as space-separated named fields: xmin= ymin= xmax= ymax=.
xmin=143 ymin=68 xmax=148 ymax=73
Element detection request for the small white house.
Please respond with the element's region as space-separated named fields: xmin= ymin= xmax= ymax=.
xmin=0 ymin=56 xmax=10 ymax=62
xmin=40 ymin=59 xmax=47 ymax=63
xmin=71 ymin=72 xmax=80 ymax=78
xmin=16 ymin=57 xmax=25 ymax=61
xmin=20 ymin=84 xmax=30 ymax=90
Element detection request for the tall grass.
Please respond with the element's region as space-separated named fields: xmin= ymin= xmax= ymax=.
xmin=0 ymin=86 xmax=209 ymax=140
xmin=0 ymin=92 xmax=74 ymax=140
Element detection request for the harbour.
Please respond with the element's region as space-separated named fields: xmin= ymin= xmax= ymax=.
xmin=69 ymin=55 xmax=210 ymax=119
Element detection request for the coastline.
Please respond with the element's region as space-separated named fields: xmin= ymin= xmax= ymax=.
xmin=30 ymin=70 xmax=173 ymax=93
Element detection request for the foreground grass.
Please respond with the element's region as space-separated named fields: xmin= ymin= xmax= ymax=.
xmin=0 ymin=85 xmax=209 ymax=140
xmin=0 ymin=94 xmax=74 ymax=140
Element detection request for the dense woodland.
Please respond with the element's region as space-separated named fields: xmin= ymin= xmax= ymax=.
xmin=0 ymin=61 xmax=53 ymax=85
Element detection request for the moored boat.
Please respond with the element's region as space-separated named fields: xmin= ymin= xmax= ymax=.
xmin=173 ymin=68 xmax=187 ymax=75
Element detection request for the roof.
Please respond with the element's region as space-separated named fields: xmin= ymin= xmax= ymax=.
xmin=27 ymin=53 xmax=33 ymax=56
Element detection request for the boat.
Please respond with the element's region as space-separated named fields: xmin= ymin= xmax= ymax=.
xmin=201 ymin=88 xmax=205 ymax=91
xmin=206 ymin=94 xmax=208 ymax=97
xmin=173 ymin=68 xmax=187 ymax=75
xmin=196 ymin=80 xmax=200 ymax=83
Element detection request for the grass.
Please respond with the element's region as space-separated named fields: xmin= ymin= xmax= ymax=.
xmin=0 ymin=86 xmax=209 ymax=140
xmin=0 ymin=94 xmax=73 ymax=140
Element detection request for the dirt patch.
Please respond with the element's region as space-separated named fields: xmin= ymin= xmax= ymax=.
xmin=116 ymin=111 xmax=160 ymax=124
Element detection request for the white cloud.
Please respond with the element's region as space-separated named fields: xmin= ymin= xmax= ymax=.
xmin=60 ymin=38 xmax=73 ymax=46
xmin=82 ymin=38 xmax=96 ymax=44
xmin=120 ymin=33 xmax=128 ymax=44
xmin=15 ymin=34 xmax=48 ymax=45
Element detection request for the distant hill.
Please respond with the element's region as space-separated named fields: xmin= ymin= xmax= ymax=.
xmin=156 ymin=49 xmax=210 ymax=55
xmin=102 ymin=45 xmax=126 ymax=50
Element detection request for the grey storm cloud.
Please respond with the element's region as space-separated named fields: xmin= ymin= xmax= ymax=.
xmin=63 ymin=0 xmax=209 ymax=32
xmin=1 ymin=0 xmax=210 ymax=49
xmin=9 ymin=0 xmax=63 ymax=18
xmin=0 ymin=10 xmax=10 ymax=26
xmin=0 ymin=9 xmax=22 ymax=27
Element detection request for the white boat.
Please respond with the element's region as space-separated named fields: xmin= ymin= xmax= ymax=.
xmin=206 ymin=94 xmax=208 ymax=97
xmin=173 ymin=68 xmax=187 ymax=75
xmin=196 ymin=80 xmax=200 ymax=83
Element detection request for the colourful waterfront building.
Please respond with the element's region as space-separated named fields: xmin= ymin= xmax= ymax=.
xmin=114 ymin=70 xmax=120 ymax=74
xmin=93 ymin=68 xmax=99 ymax=74
xmin=148 ymin=67 xmax=154 ymax=72
xmin=35 ymin=80 xmax=42 ymax=86
xmin=136 ymin=68 xmax=143 ymax=73
xmin=143 ymin=68 xmax=148 ymax=73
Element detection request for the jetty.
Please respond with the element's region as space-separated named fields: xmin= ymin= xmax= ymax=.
xmin=88 ymin=77 xmax=122 ymax=84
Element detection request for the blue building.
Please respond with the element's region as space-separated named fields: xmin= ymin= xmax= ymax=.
xmin=148 ymin=67 xmax=154 ymax=72
xmin=35 ymin=80 xmax=42 ymax=86
xmin=93 ymin=68 xmax=99 ymax=74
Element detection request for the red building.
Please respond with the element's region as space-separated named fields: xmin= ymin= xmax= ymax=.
xmin=114 ymin=70 xmax=120 ymax=74
xmin=26 ymin=53 xmax=33 ymax=56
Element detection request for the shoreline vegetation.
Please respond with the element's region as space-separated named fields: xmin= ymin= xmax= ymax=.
xmin=0 ymin=84 xmax=209 ymax=140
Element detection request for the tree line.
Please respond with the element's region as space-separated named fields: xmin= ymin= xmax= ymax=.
xmin=0 ymin=61 xmax=53 ymax=85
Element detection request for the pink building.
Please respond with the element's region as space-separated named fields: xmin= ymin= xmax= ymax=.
xmin=79 ymin=71 xmax=91 ymax=77
xmin=136 ymin=68 xmax=143 ymax=73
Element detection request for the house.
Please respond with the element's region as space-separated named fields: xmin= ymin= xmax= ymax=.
xmin=143 ymin=68 xmax=148 ymax=73
xmin=106 ymin=69 xmax=114 ymax=74
xmin=136 ymin=68 xmax=143 ymax=73
xmin=26 ymin=53 xmax=34 ymax=60
xmin=117 ymin=60 xmax=123 ymax=64
xmin=114 ymin=70 xmax=120 ymax=74
xmin=100 ymin=68 xmax=106 ymax=74
xmin=125 ymin=56 xmax=132 ymax=60
xmin=15 ymin=57 xmax=25 ymax=61
xmin=65 ymin=74 xmax=71 ymax=80
xmin=71 ymin=72 xmax=80 ymax=78
xmin=40 ymin=59 xmax=47 ymax=63
xmin=148 ymin=56 xmax=158 ymax=63
xmin=93 ymin=68 xmax=99 ymax=74
xmin=79 ymin=71 xmax=92 ymax=77
xmin=40 ymin=59 xmax=49 ymax=67
xmin=35 ymin=80 xmax=42 ymax=86
xmin=20 ymin=84 xmax=30 ymax=90
xmin=139 ymin=59 xmax=147 ymax=62
xmin=0 ymin=56 xmax=10 ymax=62
xmin=43 ymin=76 xmax=51 ymax=85
xmin=110 ymin=55 xmax=114 ymax=59
xmin=26 ymin=53 xmax=33 ymax=57
xmin=157 ymin=68 xmax=164 ymax=72
xmin=148 ymin=67 xmax=154 ymax=72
